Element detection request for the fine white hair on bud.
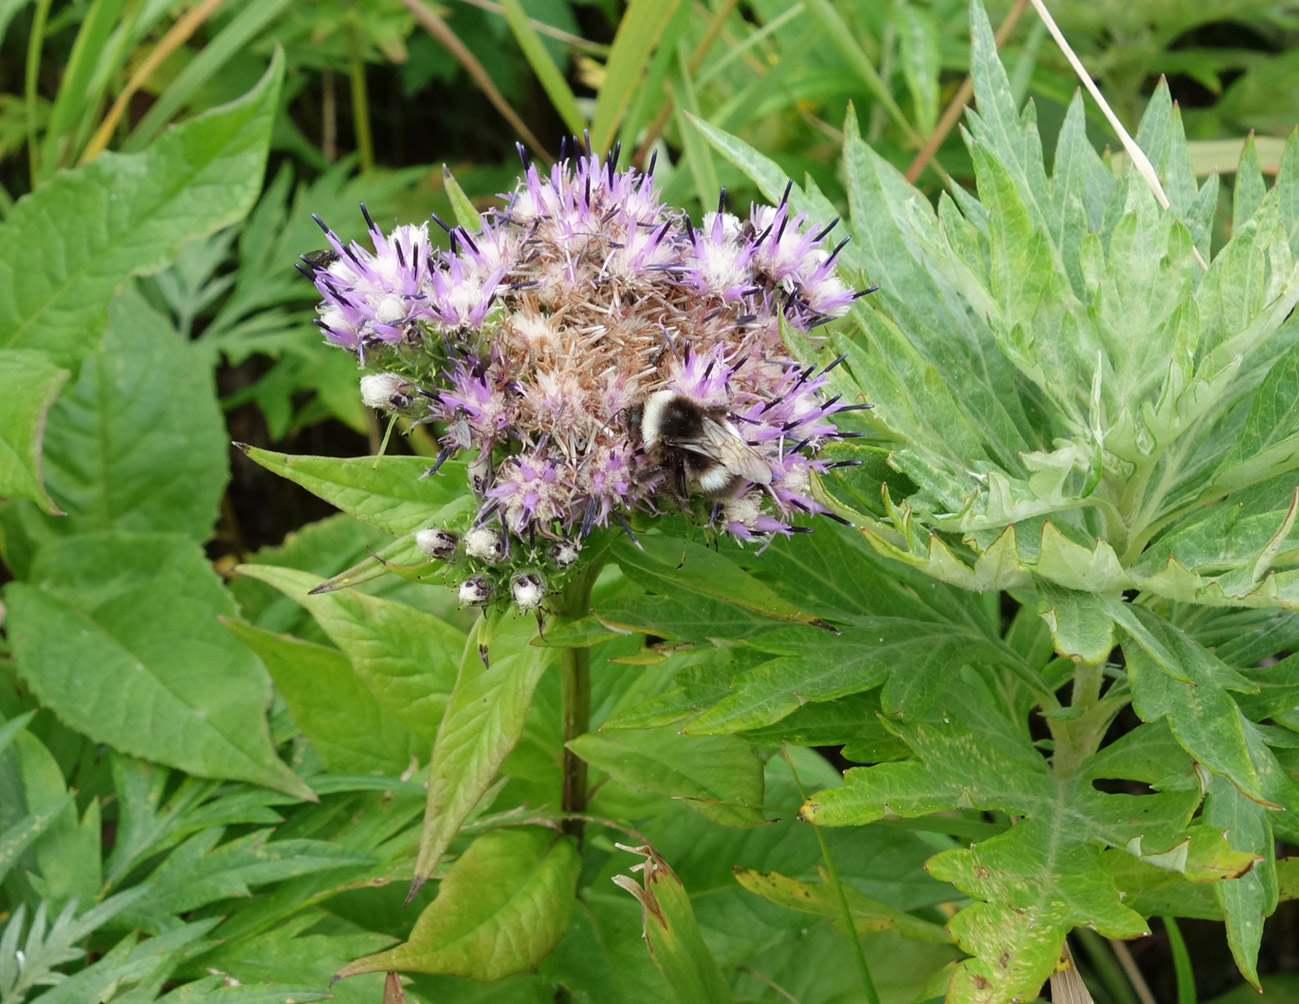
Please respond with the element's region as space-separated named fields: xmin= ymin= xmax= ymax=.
xmin=415 ymin=527 xmax=458 ymax=560
xmin=459 ymin=575 xmax=493 ymax=605
xmin=549 ymin=540 xmax=581 ymax=569
xmin=464 ymin=526 xmax=508 ymax=563
xmin=360 ymin=372 xmax=415 ymax=410
xmin=510 ymin=572 xmax=545 ymax=610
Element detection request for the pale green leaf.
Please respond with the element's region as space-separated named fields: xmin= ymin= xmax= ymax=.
xmin=0 ymin=55 xmax=283 ymax=368
xmin=0 ymin=349 xmax=68 ymax=515
xmin=590 ymin=0 xmax=683 ymax=153
xmin=5 ymin=531 xmax=312 ymax=799
xmin=223 ymin=619 xmax=426 ymax=776
xmin=337 ymin=828 xmax=579 ymax=980
xmin=567 ymin=727 xmax=764 ymax=826
xmin=234 ymin=564 xmax=464 ymax=743
xmin=14 ymin=284 xmax=228 ymax=543
xmin=236 ymin=446 xmax=475 ymax=537
xmin=413 ymin=612 xmax=553 ymax=886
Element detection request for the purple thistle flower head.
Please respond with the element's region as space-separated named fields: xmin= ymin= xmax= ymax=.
xmin=305 ymin=142 xmax=872 ymax=610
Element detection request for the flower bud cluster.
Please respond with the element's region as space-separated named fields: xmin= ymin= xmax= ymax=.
xmin=303 ymin=141 xmax=870 ymax=610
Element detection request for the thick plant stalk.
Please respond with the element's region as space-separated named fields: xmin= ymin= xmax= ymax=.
xmin=556 ymin=560 xmax=602 ymax=839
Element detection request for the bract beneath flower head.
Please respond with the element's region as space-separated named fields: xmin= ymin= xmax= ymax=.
xmin=303 ymin=141 xmax=872 ymax=608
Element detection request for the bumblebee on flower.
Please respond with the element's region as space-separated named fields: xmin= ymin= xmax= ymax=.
xmin=302 ymin=140 xmax=871 ymax=610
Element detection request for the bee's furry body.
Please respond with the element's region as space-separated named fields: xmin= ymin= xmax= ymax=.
xmin=633 ymin=390 xmax=772 ymax=499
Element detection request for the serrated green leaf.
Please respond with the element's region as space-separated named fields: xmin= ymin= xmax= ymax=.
xmin=1213 ymin=339 xmax=1299 ymax=491
xmin=223 ymin=619 xmax=425 ymax=776
xmin=612 ymin=534 xmax=824 ymax=626
xmin=13 ymin=730 xmax=101 ymax=907
xmin=0 ymin=55 xmax=283 ymax=368
xmin=685 ymin=620 xmax=1011 ymax=735
xmin=928 ymin=819 xmax=1148 ymax=1004
xmin=1234 ymin=133 xmax=1267 ymax=232
xmin=1035 ymin=581 xmax=1115 ymax=663
xmin=237 ymin=446 xmax=475 ymax=537
xmin=1112 ymin=602 xmax=1279 ymax=805
xmin=234 ymin=564 xmax=463 ymax=742
xmin=1205 ymin=777 xmax=1276 ymax=988
xmin=0 ymin=349 xmax=68 ymax=515
xmin=799 ymin=677 xmax=1254 ymax=1001
xmin=338 ymin=829 xmax=579 ymax=980
xmin=0 ymin=798 xmax=71 ymax=887
xmin=5 ymin=531 xmax=312 ymax=799
xmin=412 ymin=612 xmax=553 ymax=886
xmin=10 ymin=284 xmax=229 ymax=545
xmin=733 ymin=867 xmax=951 ymax=942
xmin=567 ymin=727 xmax=763 ymax=826
xmin=115 ymin=828 xmax=377 ymax=933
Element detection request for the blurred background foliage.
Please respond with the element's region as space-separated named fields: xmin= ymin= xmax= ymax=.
xmin=1 ymin=1 xmax=1298 ymax=1000
xmin=3 ymin=0 xmax=1296 ymax=472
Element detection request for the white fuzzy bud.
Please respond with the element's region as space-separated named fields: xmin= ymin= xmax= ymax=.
xmin=549 ymin=540 xmax=581 ymax=569
xmin=415 ymin=528 xmax=458 ymax=560
xmin=360 ymin=372 xmax=414 ymax=410
xmin=459 ymin=575 xmax=493 ymax=605
xmin=510 ymin=572 xmax=545 ymax=611
xmin=464 ymin=527 xmax=507 ymax=563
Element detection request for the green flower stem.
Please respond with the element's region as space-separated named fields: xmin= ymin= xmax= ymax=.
xmin=1052 ymin=657 xmax=1126 ymax=778
xmin=346 ymin=27 xmax=374 ymax=173
xmin=783 ymin=748 xmax=881 ymax=1004
xmin=555 ymin=559 xmax=603 ymax=840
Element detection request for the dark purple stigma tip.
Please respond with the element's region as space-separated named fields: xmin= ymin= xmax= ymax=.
xmin=359 ymin=202 xmax=378 ymax=233
xmin=813 ymin=217 xmax=840 ymax=242
xmin=311 ymin=213 xmax=331 ymax=234
xmin=778 ymin=179 xmax=793 ymax=208
xmin=716 ymin=188 xmax=727 ymax=215
xmin=429 ymin=212 xmax=453 ymax=233
xmin=516 ymin=141 xmax=530 ymax=168
xmin=821 ymin=511 xmax=854 ymax=526
xmin=612 ymin=510 xmax=641 ymax=547
xmin=647 ymin=150 xmax=658 ymax=176
xmin=826 ymin=235 xmax=851 ymax=263
xmin=835 ymin=403 xmax=874 ymax=412
xmin=854 ymin=284 xmax=881 ymax=299
xmin=826 ymin=460 xmax=863 ymax=469
xmin=822 ymin=353 xmax=848 ymax=373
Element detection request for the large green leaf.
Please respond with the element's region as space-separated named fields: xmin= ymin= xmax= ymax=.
xmin=800 ymin=677 xmax=1256 ymax=1003
xmin=223 ymin=619 xmax=426 ymax=776
xmin=410 ymin=612 xmax=553 ymax=890
xmin=4 ymin=532 xmax=312 ymax=799
xmin=336 ymin=828 xmax=579 ymax=980
xmin=236 ymin=447 xmax=475 ymax=537
xmin=234 ymin=564 xmax=464 ymax=743
xmin=0 ymin=349 xmax=69 ymax=515
xmin=7 ymin=284 xmax=228 ymax=548
xmin=567 ymin=727 xmax=764 ymax=826
xmin=0 ymin=54 xmax=283 ymax=368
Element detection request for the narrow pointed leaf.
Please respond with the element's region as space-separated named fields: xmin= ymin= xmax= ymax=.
xmin=412 ymin=612 xmax=553 ymax=886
